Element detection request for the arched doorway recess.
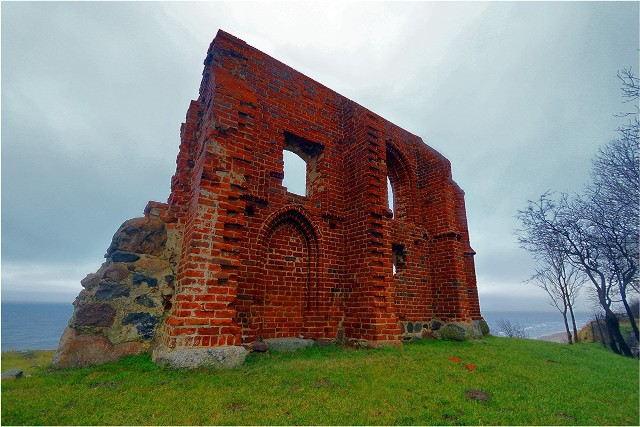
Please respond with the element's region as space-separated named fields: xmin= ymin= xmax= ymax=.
xmin=258 ymin=208 xmax=320 ymax=339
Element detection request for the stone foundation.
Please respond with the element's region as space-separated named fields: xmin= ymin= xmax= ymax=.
xmin=153 ymin=345 xmax=247 ymax=369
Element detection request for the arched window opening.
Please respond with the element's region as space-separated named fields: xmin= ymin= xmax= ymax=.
xmin=283 ymin=132 xmax=324 ymax=198
xmin=386 ymin=143 xmax=412 ymax=220
xmin=387 ymin=176 xmax=395 ymax=217
xmin=283 ymin=150 xmax=307 ymax=196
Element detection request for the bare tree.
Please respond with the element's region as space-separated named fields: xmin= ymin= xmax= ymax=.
xmin=585 ymin=131 xmax=639 ymax=341
xmin=616 ymin=67 xmax=639 ymax=116
xmin=583 ymin=67 xmax=640 ymax=340
xmin=516 ymin=69 xmax=639 ymax=357
xmin=517 ymin=193 xmax=633 ymax=356
xmin=525 ymin=251 xmax=585 ymax=344
xmin=516 ymin=208 xmax=585 ymax=344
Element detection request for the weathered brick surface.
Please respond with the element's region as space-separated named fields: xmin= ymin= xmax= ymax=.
xmin=140 ymin=30 xmax=485 ymax=349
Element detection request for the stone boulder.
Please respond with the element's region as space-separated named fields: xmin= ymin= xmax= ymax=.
xmin=153 ymin=345 xmax=247 ymax=369
xmin=436 ymin=322 xmax=484 ymax=342
xmin=1 ymin=369 xmax=23 ymax=380
xmin=251 ymin=341 xmax=269 ymax=353
xmin=474 ymin=319 xmax=491 ymax=337
xmin=74 ymin=303 xmax=116 ymax=327
xmin=440 ymin=323 xmax=468 ymax=342
xmin=52 ymin=327 xmax=146 ymax=368
xmin=105 ymin=217 xmax=167 ymax=258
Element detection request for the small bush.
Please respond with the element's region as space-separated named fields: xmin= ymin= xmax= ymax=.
xmin=496 ymin=319 xmax=528 ymax=338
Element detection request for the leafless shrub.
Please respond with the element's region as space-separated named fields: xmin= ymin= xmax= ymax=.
xmin=496 ymin=319 xmax=529 ymax=338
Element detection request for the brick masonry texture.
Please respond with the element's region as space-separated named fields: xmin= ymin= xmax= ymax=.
xmin=56 ymin=30 xmax=485 ymax=367
xmin=151 ymin=29 xmax=483 ymax=349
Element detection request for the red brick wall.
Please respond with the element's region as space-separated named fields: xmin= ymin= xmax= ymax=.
xmin=152 ymin=30 xmax=482 ymax=348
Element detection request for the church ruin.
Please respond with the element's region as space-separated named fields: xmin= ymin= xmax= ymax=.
xmin=54 ymin=30 xmax=486 ymax=369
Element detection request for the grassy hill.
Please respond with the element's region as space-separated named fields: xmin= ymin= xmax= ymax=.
xmin=2 ymin=337 xmax=638 ymax=425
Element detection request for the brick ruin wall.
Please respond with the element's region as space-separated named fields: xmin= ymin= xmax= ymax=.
xmin=54 ymin=30 xmax=486 ymax=369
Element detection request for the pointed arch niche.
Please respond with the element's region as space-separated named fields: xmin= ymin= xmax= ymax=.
xmin=255 ymin=208 xmax=320 ymax=339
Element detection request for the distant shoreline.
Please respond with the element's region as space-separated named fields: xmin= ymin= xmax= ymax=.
xmin=536 ymin=331 xmax=569 ymax=343
xmin=536 ymin=320 xmax=593 ymax=342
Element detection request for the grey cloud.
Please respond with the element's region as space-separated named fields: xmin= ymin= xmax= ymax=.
xmin=2 ymin=2 xmax=204 ymax=266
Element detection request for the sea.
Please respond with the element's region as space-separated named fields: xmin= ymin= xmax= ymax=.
xmin=0 ymin=302 xmax=594 ymax=351
xmin=482 ymin=310 xmax=593 ymax=339
xmin=2 ymin=301 xmax=73 ymax=352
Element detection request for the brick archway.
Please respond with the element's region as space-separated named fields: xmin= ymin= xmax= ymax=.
xmin=256 ymin=207 xmax=320 ymax=339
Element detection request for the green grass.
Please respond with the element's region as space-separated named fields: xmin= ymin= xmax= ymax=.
xmin=2 ymin=337 xmax=638 ymax=425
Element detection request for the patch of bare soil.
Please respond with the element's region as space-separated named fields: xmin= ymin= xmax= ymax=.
xmin=464 ymin=389 xmax=490 ymax=403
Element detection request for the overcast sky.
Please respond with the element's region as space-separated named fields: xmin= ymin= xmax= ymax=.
xmin=2 ymin=1 xmax=638 ymax=313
